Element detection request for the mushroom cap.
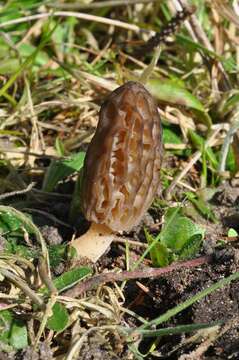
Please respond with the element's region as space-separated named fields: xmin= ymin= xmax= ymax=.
xmin=81 ymin=81 xmax=163 ymax=232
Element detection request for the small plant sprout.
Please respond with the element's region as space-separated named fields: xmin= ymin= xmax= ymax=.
xmin=71 ymin=81 xmax=163 ymax=262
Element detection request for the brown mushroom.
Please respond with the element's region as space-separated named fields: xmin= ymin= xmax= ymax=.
xmin=71 ymin=81 xmax=163 ymax=262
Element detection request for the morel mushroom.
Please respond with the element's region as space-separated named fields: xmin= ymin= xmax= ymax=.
xmin=72 ymin=81 xmax=163 ymax=262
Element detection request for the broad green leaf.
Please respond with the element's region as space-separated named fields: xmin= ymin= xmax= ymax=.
xmin=18 ymin=43 xmax=49 ymax=66
xmin=163 ymin=126 xmax=191 ymax=156
xmin=40 ymin=266 xmax=92 ymax=295
xmin=178 ymin=234 xmax=203 ymax=260
xmin=52 ymin=267 xmax=92 ymax=293
xmin=42 ymin=152 xmax=85 ymax=192
xmin=0 ymin=59 xmax=20 ymax=75
xmin=163 ymin=127 xmax=182 ymax=145
xmin=160 ymin=207 xmax=204 ymax=254
xmin=228 ymin=228 xmax=238 ymax=237
xmin=147 ymin=78 xmax=204 ymax=111
xmin=0 ymin=310 xmax=28 ymax=350
xmin=176 ymin=34 xmax=216 ymax=57
xmin=47 ymin=302 xmax=69 ymax=331
xmin=9 ymin=319 xmax=28 ymax=349
xmin=145 ymin=228 xmax=170 ymax=267
xmin=0 ymin=310 xmax=12 ymax=344
xmin=147 ymin=79 xmax=212 ymax=127
xmin=0 ymin=211 xmax=23 ymax=234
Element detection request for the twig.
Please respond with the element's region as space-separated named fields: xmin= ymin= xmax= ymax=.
xmin=63 ymin=256 xmax=211 ymax=298
xmin=113 ymin=237 xmax=148 ymax=248
xmin=1 ymin=148 xmax=59 ymax=159
xmin=0 ymin=182 xmax=36 ymax=201
xmin=24 ymin=208 xmax=73 ymax=228
xmin=31 ymin=189 xmax=72 ymax=199
xmin=0 ymin=11 xmax=152 ymax=34
xmin=50 ymin=0 xmax=161 ymax=10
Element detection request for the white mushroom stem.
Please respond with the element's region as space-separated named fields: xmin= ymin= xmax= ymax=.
xmin=70 ymin=223 xmax=115 ymax=263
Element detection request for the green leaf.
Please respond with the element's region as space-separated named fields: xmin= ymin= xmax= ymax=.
xmin=52 ymin=267 xmax=92 ymax=293
xmin=147 ymin=79 xmax=212 ymax=128
xmin=188 ymin=129 xmax=218 ymax=169
xmin=47 ymin=302 xmax=69 ymax=331
xmin=147 ymin=78 xmax=205 ymax=111
xmin=0 ymin=310 xmax=12 ymax=344
xmin=177 ymin=233 xmax=203 ymax=260
xmin=228 ymin=228 xmax=238 ymax=237
xmin=0 ymin=211 xmax=23 ymax=234
xmin=55 ymin=137 xmax=65 ymax=156
xmin=0 ymin=59 xmax=20 ymax=75
xmin=163 ymin=127 xmax=182 ymax=145
xmin=42 ymin=152 xmax=85 ymax=192
xmin=40 ymin=266 xmax=92 ymax=295
xmin=135 ymin=321 xmax=223 ymax=337
xmin=18 ymin=43 xmax=49 ymax=66
xmin=226 ymin=146 xmax=237 ymax=173
xmin=145 ymin=228 xmax=170 ymax=267
xmin=0 ymin=205 xmax=48 ymax=262
xmin=9 ymin=319 xmax=28 ymax=349
xmin=5 ymin=239 xmax=37 ymax=259
xmin=160 ymin=207 xmax=204 ymax=255
xmin=48 ymin=245 xmax=67 ymax=268
xmin=163 ymin=126 xmax=191 ymax=156
xmin=185 ymin=192 xmax=217 ymax=223
xmin=0 ymin=311 xmax=28 ymax=350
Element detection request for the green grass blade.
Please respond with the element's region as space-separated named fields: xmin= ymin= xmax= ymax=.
xmin=135 ymin=321 xmax=223 ymax=337
xmin=139 ymin=271 xmax=239 ymax=330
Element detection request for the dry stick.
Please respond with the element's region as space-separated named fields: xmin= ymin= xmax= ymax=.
xmin=1 ymin=148 xmax=59 ymax=159
xmin=50 ymin=0 xmax=161 ymax=10
xmin=0 ymin=182 xmax=36 ymax=201
xmin=164 ymin=126 xmax=223 ymax=200
xmin=0 ymin=11 xmax=152 ymax=34
xmin=24 ymin=208 xmax=73 ymax=228
xmin=64 ymin=255 xmax=211 ymax=298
